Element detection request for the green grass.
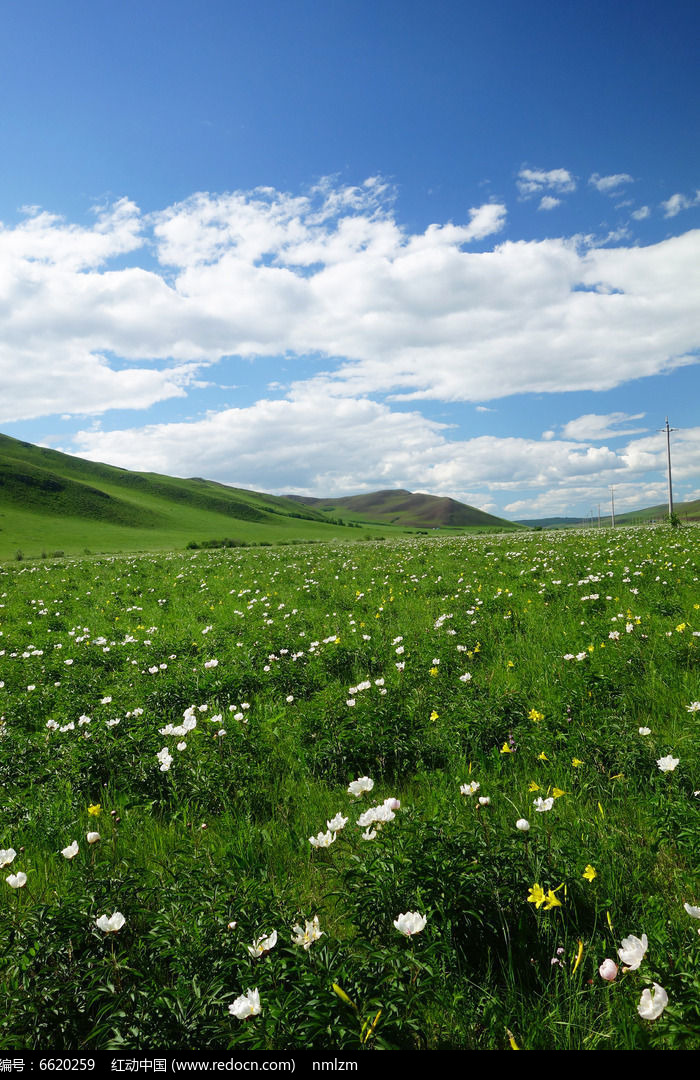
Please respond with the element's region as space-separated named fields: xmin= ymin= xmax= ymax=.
xmin=0 ymin=524 xmax=698 ymax=1050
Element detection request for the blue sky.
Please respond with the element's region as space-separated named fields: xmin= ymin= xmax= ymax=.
xmin=1 ymin=0 xmax=699 ymax=519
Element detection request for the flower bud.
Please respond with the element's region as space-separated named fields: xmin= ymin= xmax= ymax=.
xmin=599 ymin=959 xmax=618 ymax=982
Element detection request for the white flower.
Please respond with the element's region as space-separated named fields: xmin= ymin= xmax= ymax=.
xmin=247 ymin=930 xmax=277 ymax=958
xmin=533 ymin=797 xmax=554 ymax=812
xmin=86 ymin=832 xmax=100 ymax=844
xmin=361 ymin=828 xmax=377 ymax=840
xmin=157 ymin=747 xmax=173 ymax=772
xmin=229 ymin=988 xmax=261 ymax=1019
xmin=96 ymin=912 xmax=125 ymax=933
xmin=347 ymin=776 xmax=374 ymax=797
xmin=394 ymin=911 xmax=427 ymax=936
xmin=683 ymin=902 xmax=700 ymax=919
xmin=292 ymin=916 xmax=324 ymax=950
xmin=618 ymin=933 xmax=648 ymax=970
xmin=204 ymin=659 xmax=219 ymax=668
xmin=6 ymin=872 xmax=27 ymax=888
xmin=460 ymin=781 xmax=480 ymax=796
xmin=686 ymin=701 xmax=700 ymax=712
xmin=638 ymin=983 xmax=668 ymax=1021
xmin=638 ymin=727 xmax=651 ymax=736
xmin=61 ymin=841 xmax=79 ymax=860
xmin=657 ymin=755 xmax=679 ymax=772
xmin=478 ymin=796 xmax=491 ymax=806
xmin=309 ymin=830 xmax=336 ymax=849
xmin=516 ymin=819 xmax=530 ymax=831
xmin=0 ymin=849 xmax=16 ymax=868
xmin=326 ymin=814 xmax=348 ymax=833
xmin=599 ymin=959 xmax=618 ymax=982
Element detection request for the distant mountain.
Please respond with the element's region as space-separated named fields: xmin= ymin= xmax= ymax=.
xmin=286 ymin=489 xmax=518 ymax=529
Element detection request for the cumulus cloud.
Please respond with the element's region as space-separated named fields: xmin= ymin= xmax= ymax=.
xmin=517 ymin=167 xmax=576 ymax=198
xmin=589 ymin=172 xmax=634 ymax=193
xmin=538 ymin=196 xmax=561 ymax=211
xmin=631 ymin=206 xmax=651 ymax=220
xmin=1 ymin=178 xmax=699 ymax=427
xmin=560 ymin=412 xmax=648 ymax=441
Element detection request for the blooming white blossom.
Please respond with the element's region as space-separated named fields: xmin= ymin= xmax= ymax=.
xmin=638 ymin=727 xmax=651 ymax=736
xmin=638 ymin=983 xmax=668 ymax=1021
xmin=533 ymin=797 xmax=554 ymax=812
xmin=86 ymin=832 xmax=100 ymax=844
xmin=6 ymin=872 xmax=27 ymax=889
xmin=157 ymin=747 xmax=173 ymax=772
xmin=516 ymin=819 xmax=530 ymax=832
xmin=292 ymin=916 xmax=324 ymax=950
xmin=361 ymin=828 xmax=377 ymax=840
xmin=347 ymin=776 xmax=374 ymax=797
xmin=309 ymin=830 xmax=336 ymax=849
xmin=204 ymin=659 xmax=219 ymax=668
xmin=683 ymin=902 xmax=700 ymax=919
xmin=478 ymin=796 xmax=491 ymax=806
xmin=247 ymin=930 xmax=277 ymax=958
xmin=460 ymin=781 xmax=480 ymax=796
xmin=96 ymin=912 xmax=126 ymax=933
xmin=656 ymin=755 xmax=679 ymax=772
xmin=229 ymin=988 xmax=261 ymax=1019
xmin=61 ymin=841 xmax=79 ymax=860
xmin=0 ymin=849 xmax=16 ymax=868
xmin=394 ymin=911 xmax=427 ymax=936
xmin=686 ymin=701 xmax=700 ymax=712
xmin=618 ymin=933 xmax=648 ymax=970
xmin=326 ymin=814 xmax=348 ymax=832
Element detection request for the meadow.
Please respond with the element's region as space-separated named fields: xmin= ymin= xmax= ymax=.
xmin=0 ymin=525 xmax=698 ymax=1051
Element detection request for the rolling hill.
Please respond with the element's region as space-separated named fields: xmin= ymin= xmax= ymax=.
xmin=0 ymin=434 xmax=518 ymax=559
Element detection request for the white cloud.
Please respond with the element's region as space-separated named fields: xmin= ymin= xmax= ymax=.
xmin=661 ymin=190 xmax=700 ymax=217
xmin=631 ymin=205 xmax=651 ymax=220
xmin=517 ymin=167 xmax=576 ymax=198
xmin=1 ymin=179 xmax=699 ymax=425
xmin=589 ymin=173 xmax=634 ymax=193
xmin=538 ymin=196 xmax=561 ymax=211
xmin=560 ymin=412 xmax=648 ymax=441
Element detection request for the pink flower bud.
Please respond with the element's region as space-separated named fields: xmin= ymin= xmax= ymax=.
xmin=599 ymin=959 xmax=618 ymax=982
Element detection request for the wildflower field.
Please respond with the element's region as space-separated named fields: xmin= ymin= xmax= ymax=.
xmin=0 ymin=526 xmax=698 ymax=1051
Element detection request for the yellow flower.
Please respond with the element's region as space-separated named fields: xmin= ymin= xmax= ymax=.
xmin=538 ymin=752 xmax=548 ymax=761
xmin=583 ymin=865 xmax=597 ymax=882
xmin=572 ymin=758 xmax=584 ymax=767
xmin=430 ymin=710 xmax=439 ymax=721
xmin=587 ymin=644 xmax=595 ymax=653
xmin=506 ymin=660 xmax=514 ymax=668
xmin=676 ymin=623 xmax=686 ymax=633
xmin=552 ymin=787 xmax=566 ymax=798
xmin=527 ymin=884 xmax=546 ymax=908
xmin=543 ymin=889 xmax=562 ymax=910
xmin=507 ymin=1030 xmax=520 ymax=1050
xmin=572 ymin=939 xmax=584 ymax=974
xmin=88 ymin=804 xmax=101 ymax=817
xmin=429 ymin=667 xmax=439 ymax=677
xmin=500 ymin=742 xmax=513 ymax=754
xmin=528 ymin=781 xmax=540 ymax=792
xmin=528 ymin=708 xmax=544 ymax=723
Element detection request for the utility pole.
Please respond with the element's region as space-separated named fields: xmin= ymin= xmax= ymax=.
xmin=658 ymin=417 xmax=677 ymax=518
xmin=610 ymin=486 xmax=615 ymax=528
xmin=597 ymin=503 xmax=601 ymax=528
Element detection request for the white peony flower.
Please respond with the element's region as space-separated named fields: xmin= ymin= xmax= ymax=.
xmin=347 ymin=776 xmax=374 ymax=797
xmin=638 ymin=727 xmax=651 ymax=736
xmin=516 ymin=819 xmax=530 ymax=831
xmin=229 ymin=988 xmax=261 ymax=1019
xmin=86 ymin=832 xmax=100 ymax=844
xmin=394 ymin=911 xmax=427 ymax=936
xmin=6 ymin=872 xmax=27 ymax=889
xmin=96 ymin=912 xmax=125 ymax=933
xmin=292 ymin=916 xmax=324 ymax=950
xmin=247 ymin=930 xmax=277 ymax=958
xmin=460 ymin=781 xmax=480 ymax=796
xmin=326 ymin=814 xmax=348 ymax=833
xmin=309 ymin=830 xmax=336 ymax=849
xmin=0 ymin=849 xmax=17 ymax=868
xmin=61 ymin=841 xmax=79 ymax=860
xmin=683 ymin=902 xmax=700 ymax=919
xmin=533 ymin=797 xmax=554 ymax=812
xmin=599 ymin=959 xmax=618 ymax=982
xmin=638 ymin=983 xmax=668 ymax=1021
xmin=618 ymin=933 xmax=648 ymax=970
xmin=657 ymin=755 xmax=679 ymax=772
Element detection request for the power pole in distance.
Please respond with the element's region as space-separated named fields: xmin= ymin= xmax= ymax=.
xmin=658 ymin=417 xmax=678 ymax=518
xmin=610 ymin=486 xmax=615 ymax=528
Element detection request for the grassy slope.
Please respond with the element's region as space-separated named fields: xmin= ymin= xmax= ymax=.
xmin=287 ymin=489 xmax=520 ymax=529
xmin=0 ymin=434 xmax=380 ymax=558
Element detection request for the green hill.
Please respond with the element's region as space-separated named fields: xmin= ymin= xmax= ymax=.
xmin=286 ymin=488 xmax=517 ymax=529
